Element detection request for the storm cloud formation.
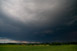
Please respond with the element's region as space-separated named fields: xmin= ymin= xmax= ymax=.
xmin=0 ymin=0 xmax=77 ymax=42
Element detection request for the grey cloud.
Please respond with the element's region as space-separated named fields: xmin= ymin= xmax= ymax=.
xmin=0 ymin=0 xmax=77 ymax=42
xmin=1 ymin=0 xmax=75 ymax=27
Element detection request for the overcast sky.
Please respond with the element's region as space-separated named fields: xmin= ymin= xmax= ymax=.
xmin=0 ymin=0 xmax=77 ymax=43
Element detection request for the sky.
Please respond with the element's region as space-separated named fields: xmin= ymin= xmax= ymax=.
xmin=0 ymin=0 xmax=77 ymax=43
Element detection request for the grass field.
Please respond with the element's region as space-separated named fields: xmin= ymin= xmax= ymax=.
xmin=0 ymin=45 xmax=77 ymax=51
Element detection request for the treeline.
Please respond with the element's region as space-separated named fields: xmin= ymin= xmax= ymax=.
xmin=0 ymin=42 xmax=77 ymax=45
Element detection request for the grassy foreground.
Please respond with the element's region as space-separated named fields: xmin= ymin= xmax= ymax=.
xmin=0 ymin=45 xmax=77 ymax=51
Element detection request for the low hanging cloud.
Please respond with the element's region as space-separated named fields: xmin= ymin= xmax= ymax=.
xmin=0 ymin=0 xmax=77 ymax=42
xmin=0 ymin=37 xmax=30 ymax=43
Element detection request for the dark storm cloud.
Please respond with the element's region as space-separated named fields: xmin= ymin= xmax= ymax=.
xmin=0 ymin=0 xmax=77 ymax=42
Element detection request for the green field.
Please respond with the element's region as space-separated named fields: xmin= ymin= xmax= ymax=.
xmin=0 ymin=45 xmax=77 ymax=51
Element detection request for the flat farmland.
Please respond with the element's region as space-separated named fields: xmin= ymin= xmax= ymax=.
xmin=0 ymin=45 xmax=77 ymax=51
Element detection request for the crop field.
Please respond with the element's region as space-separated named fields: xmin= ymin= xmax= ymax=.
xmin=0 ymin=45 xmax=77 ymax=51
